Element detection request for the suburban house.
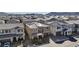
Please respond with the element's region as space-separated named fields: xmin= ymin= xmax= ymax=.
xmin=34 ymin=18 xmax=45 ymax=23
xmin=25 ymin=22 xmax=50 ymax=43
xmin=0 ymin=20 xmax=5 ymax=24
xmin=45 ymin=19 xmax=79 ymax=36
xmin=0 ymin=23 xmax=25 ymax=43
xmin=22 ymin=19 xmax=37 ymax=24
xmin=46 ymin=20 xmax=72 ymax=36
xmin=4 ymin=19 xmax=20 ymax=24
xmin=65 ymin=20 xmax=79 ymax=35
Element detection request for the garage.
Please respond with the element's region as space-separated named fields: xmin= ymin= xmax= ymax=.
xmin=56 ymin=31 xmax=62 ymax=36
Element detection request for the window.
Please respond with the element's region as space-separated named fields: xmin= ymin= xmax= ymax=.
xmin=5 ymin=30 xmax=8 ymax=33
xmin=18 ymin=29 xmax=20 ymax=32
xmin=38 ymin=29 xmax=43 ymax=33
xmin=46 ymin=27 xmax=49 ymax=29
xmin=18 ymin=29 xmax=23 ymax=32
xmin=32 ymin=29 xmax=37 ymax=33
xmin=8 ymin=30 xmax=11 ymax=33
xmin=2 ymin=30 xmax=4 ymax=33
xmin=32 ymin=33 xmax=37 ymax=35
xmin=57 ymin=27 xmax=61 ymax=29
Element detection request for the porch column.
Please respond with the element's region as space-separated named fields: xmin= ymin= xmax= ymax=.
xmin=16 ymin=37 xmax=19 ymax=41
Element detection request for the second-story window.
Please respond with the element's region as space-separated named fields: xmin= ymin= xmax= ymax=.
xmin=46 ymin=27 xmax=49 ymax=29
xmin=8 ymin=30 xmax=11 ymax=33
xmin=18 ymin=29 xmax=23 ymax=32
xmin=57 ymin=27 xmax=61 ymax=29
xmin=32 ymin=29 xmax=37 ymax=33
xmin=2 ymin=30 xmax=4 ymax=33
xmin=18 ymin=29 xmax=20 ymax=32
xmin=5 ymin=30 xmax=8 ymax=33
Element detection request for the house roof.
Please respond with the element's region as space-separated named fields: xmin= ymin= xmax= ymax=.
xmin=0 ymin=34 xmax=23 ymax=38
xmin=46 ymin=21 xmax=66 ymax=26
xmin=0 ymin=20 xmax=5 ymax=24
xmin=65 ymin=20 xmax=79 ymax=24
xmin=34 ymin=22 xmax=49 ymax=27
xmin=34 ymin=18 xmax=45 ymax=21
xmin=0 ymin=23 xmax=24 ymax=30
xmin=23 ymin=19 xmax=36 ymax=22
xmin=26 ymin=23 xmax=37 ymax=29
xmin=26 ymin=22 xmax=49 ymax=29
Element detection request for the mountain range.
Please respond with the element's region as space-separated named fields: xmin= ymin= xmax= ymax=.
xmin=0 ymin=12 xmax=79 ymax=16
xmin=46 ymin=12 xmax=79 ymax=16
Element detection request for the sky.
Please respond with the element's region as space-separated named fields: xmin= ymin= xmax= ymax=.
xmin=0 ymin=0 xmax=79 ymax=12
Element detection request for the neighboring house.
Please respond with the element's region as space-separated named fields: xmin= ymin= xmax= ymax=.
xmin=0 ymin=23 xmax=25 ymax=43
xmin=46 ymin=20 xmax=79 ymax=37
xmin=4 ymin=19 xmax=20 ymax=24
xmin=46 ymin=21 xmax=73 ymax=36
xmin=0 ymin=20 xmax=5 ymax=24
xmin=26 ymin=23 xmax=38 ymax=39
xmin=46 ymin=18 xmax=58 ymax=22
xmin=65 ymin=20 xmax=79 ymax=35
xmin=23 ymin=19 xmax=37 ymax=24
xmin=34 ymin=18 xmax=45 ymax=23
xmin=34 ymin=22 xmax=50 ymax=36
xmin=26 ymin=22 xmax=50 ymax=39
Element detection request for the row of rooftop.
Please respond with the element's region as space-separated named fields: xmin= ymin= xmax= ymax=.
xmin=0 ymin=15 xmax=79 ymax=24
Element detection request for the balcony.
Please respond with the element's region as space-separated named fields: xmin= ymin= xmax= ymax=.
xmin=0 ymin=33 xmax=23 ymax=38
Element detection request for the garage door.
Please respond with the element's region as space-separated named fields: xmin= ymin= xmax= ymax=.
xmin=56 ymin=32 xmax=62 ymax=36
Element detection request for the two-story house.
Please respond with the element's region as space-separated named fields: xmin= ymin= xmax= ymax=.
xmin=65 ymin=20 xmax=79 ymax=35
xmin=0 ymin=23 xmax=25 ymax=43
xmin=26 ymin=22 xmax=50 ymax=40
xmin=46 ymin=20 xmax=73 ymax=36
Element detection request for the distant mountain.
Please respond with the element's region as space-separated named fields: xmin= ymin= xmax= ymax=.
xmin=46 ymin=12 xmax=79 ymax=16
xmin=25 ymin=13 xmax=43 ymax=16
xmin=1 ymin=12 xmax=79 ymax=16
xmin=0 ymin=12 xmax=44 ymax=16
xmin=0 ymin=12 xmax=8 ymax=16
xmin=0 ymin=12 xmax=47 ymax=16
